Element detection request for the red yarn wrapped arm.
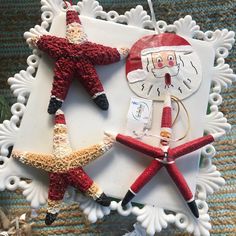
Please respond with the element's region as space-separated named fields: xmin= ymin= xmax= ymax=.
xmin=165 ymin=163 xmax=193 ymax=201
xmin=131 ymin=159 xmax=163 ymax=193
xmin=171 ymin=135 xmax=214 ymax=159
xmin=37 ymin=35 xmax=70 ymax=59
xmin=116 ymin=134 xmax=164 ymax=158
xmin=85 ymin=42 xmax=121 ymax=65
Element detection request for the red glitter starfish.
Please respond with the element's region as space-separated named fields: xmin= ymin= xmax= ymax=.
xmin=107 ymin=94 xmax=224 ymax=218
xmin=29 ymin=7 xmax=129 ymax=114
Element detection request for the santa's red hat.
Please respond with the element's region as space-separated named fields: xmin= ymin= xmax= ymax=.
xmin=55 ymin=109 xmax=66 ymax=125
xmin=161 ymin=93 xmax=172 ymax=133
xmin=126 ymin=33 xmax=192 ymax=75
xmin=66 ymin=9 xmax=81 ymax=26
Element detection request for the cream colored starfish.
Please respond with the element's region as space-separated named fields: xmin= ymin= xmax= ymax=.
xmin=12 ymin=109 xmax=114 ymax=225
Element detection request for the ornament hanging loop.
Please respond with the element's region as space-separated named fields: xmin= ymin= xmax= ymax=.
xmin=63 ymin=0 xmax=73 ymax=9
xmin=171 ymin=95 xmax=190 ymax=141
xmin=147 ymin=0 xmax=160 ymax=34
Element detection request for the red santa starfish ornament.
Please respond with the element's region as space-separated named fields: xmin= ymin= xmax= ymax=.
xmin=29 ymin=4 xmax=129 ymax=114
xmin=107 ymin=93 xmax=224 ymax=218
xmin=12 ymin=110 xmax=114 ymax=225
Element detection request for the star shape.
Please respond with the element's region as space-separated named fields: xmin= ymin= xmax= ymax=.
xmin=28 ymin=9 xmax=129 ymax=114
xmin=12 ymin=110 xmax=114 ymax=225
xmin=107 ymin=94 xmax=224 ymax=218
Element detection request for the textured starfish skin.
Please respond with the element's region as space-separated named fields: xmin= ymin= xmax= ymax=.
xmin=12 ymin=143 xmax=109 ymax=173
xmin=33 ymin=34 xmax=128 ymax=114
xmin=12 ymin=110 xmax=114 ymax=224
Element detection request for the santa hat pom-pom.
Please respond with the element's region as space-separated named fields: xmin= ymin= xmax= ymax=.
xmin=55 ymin=109 xmax=66 ymax=125
xmin=66 ymin=9 xmax=81 ymax=25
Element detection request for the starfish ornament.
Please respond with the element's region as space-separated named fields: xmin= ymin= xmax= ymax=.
xmin=107 ymin=93 xmax=224 ymax=218
xmin=12 ymin=110 xmax=114 ymax=225
xmin=28 ymin=7 xmax=129 ymax=114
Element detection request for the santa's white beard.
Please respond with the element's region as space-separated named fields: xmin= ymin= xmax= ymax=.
xmin=151 ymin=64 xmax=180 ymax=78
xmin=67 ymin=31 xmax=88 ymax=44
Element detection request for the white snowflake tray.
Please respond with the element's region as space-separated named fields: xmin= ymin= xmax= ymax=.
xmin=0 ymin=1 xmax=235 ymax=235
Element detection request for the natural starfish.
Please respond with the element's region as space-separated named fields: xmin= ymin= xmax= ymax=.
xmin=108 ymin=93 xmax=224 ymax=218
xmin=12 ymin=110 xmax=114 ymax=225
xmin=28 ymin=7 xmax=129 ymax=114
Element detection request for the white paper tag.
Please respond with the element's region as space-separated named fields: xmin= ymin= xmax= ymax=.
xmin=126 ymin=97 xmax=153 ymax=135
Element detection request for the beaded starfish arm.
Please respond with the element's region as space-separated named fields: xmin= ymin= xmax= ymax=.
xmin=35 ymin=35 xmax=69 ymax=59
xmin=50 ymin=57 xmax=75 ymax=102
xmin=76 ymin=62 xmax=104 ymax=95
xmin=11 ymin=151 xmax=54 ymax=172
xmin=116 ymin=134 xmax=164 ymax=158
xmin=85 ymin=42 xmax=129 ymax=65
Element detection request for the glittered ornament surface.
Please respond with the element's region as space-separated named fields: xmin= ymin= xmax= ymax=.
xmin=113 ymin=93 xmax=223 ymax=218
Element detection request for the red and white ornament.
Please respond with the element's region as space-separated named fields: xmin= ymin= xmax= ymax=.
xmin=28 ymin=6 xmax=129 ymax=114
xmin=126 ymin=33 xmax=202 ymax=100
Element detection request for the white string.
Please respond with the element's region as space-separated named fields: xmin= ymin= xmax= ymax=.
xmin=133 ymin=129 xmax=178 ymax=142
xmin=147 ymin=0 xmax=159 ymax=34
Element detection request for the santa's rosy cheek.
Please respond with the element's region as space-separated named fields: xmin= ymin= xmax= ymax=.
xmin=168 ymin=61 xmax=174 ymax=67
xmin=157 ymin=62 xmax=163 ymax=68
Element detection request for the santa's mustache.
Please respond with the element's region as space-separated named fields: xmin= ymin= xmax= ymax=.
xmin=152 ymin=64 xmax=180 ymax=78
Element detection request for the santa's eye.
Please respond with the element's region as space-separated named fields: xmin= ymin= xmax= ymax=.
xmin=168 ymin=55 xmax=174 ymax=61
xmin=156 ymin=57 xmax=163 ymax=63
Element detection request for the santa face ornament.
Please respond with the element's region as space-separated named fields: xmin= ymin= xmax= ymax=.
xmin=126 ymin=33 xmax=202 ymax=100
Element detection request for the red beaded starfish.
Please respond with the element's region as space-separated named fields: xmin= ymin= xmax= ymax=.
xmin=29 ymin=7 xmax=129 ymax=114
xmin=107 ymin=93 xmax=224 ymax=218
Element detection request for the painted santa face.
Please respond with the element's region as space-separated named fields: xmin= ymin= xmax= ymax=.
xmin=66 ymin=23 xmax=88 ymax=44
xmin=126 ymin=33 xmax=202 ymax=101
xmin=151 ymin=51 xmax=180 ymax=81
xmin=160 ymin=130 xmax=171 ymax=146
xmin=152 ymin=51 xmax=177 ymax=69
